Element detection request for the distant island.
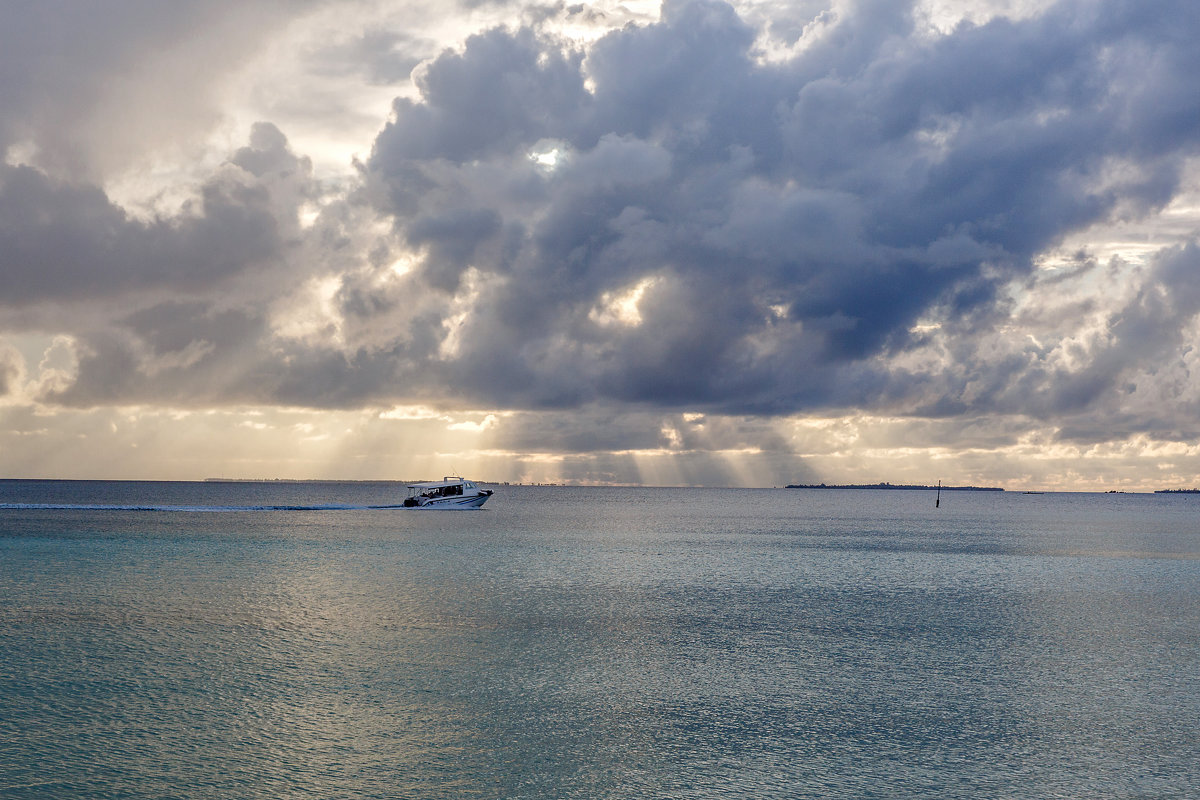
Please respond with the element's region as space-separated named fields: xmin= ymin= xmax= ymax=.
xmin=1154 ymin=488 xmax=1200 ymax=494
xmin=786 ymin=482 xmax=1003 ymax=492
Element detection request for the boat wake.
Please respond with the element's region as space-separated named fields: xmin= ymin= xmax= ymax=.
xmin=0 ymin=503 xmax=410 ymax=513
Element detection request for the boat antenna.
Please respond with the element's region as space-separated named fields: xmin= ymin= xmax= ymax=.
xmin=936 ymin=479 xmax=941 ymax=509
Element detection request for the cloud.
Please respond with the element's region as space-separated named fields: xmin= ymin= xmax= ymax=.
xmin=306 ymin=28 xmax=434 ymax=87
xmin=0 ymin=121 xmax=339 ymax=409
xmin=0 ymin=123 xmax=314 ymax=312
xmin=882 ymin=238 xmax=1200 ymax=449
xmin=1040 ymin=242 xmax=1200 ymax=434
xmin=0 ymin=0 xmax=312 ymax=182
xmin=3 ymin=0 xmax=1200 ymax=484
xmin=0 ymin=343 xmax=21 ymax=398
xmin=350 ymin=0 xmax=1200 ymax=420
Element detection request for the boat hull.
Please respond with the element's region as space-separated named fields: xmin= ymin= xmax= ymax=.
xmin=414 ymin=493 xmax=491 ymax=509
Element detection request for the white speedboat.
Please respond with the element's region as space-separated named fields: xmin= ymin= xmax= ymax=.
xmin=402 ymin=477 xmax=493 ymax=508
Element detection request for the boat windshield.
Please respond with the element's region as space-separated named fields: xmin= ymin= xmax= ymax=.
xmin=408 ymin=482 xmax=465 ymax=499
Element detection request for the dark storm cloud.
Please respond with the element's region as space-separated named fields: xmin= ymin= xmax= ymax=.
xmin=2 ymin=123 xmax=333 ymax=409
xmin=39 ymin=302 xmax=261 ymax=407
xmin=0 ymin=165 xmax=268 ymax=305
xmin=359 ymin=0 xmax=1200 ymax=416
xmin=0 ymin=123 xmax=310 ymax=308
xmin=7 ymin=0 xmax=1200 ymax=432
xmin=43 ymin=300 xmax=406 ymax=410
xmin=372 ymin=26 xmax=589 ymax=166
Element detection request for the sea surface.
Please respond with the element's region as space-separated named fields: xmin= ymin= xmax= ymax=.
xmin=1 ymin=480 xmax=1198 ymax=799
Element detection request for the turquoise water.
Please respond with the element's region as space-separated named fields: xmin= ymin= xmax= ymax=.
xmin=2 ymin=481 xmax=1198 ymax=798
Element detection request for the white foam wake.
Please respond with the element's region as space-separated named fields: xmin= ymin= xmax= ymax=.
xmin=0 ymin=503 xmax=409 ymax=512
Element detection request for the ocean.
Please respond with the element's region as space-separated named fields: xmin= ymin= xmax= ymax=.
xmin=1 ymin=480 xmax=1197 ymax=799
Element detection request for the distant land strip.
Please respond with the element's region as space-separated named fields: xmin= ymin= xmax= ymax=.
xmin=786 ymin=482 xmax=1004 ymax=491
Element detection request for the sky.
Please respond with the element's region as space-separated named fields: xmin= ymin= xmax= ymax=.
xmin=2 ymin=0 xmax=1199 ymax=489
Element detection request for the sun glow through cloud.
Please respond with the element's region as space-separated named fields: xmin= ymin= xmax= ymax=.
xmin=589 ymin=277 xmax=660 ymax=327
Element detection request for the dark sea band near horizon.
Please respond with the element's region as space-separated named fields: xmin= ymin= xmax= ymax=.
xmin=2 ymin=480 xmax=1198 ymax=799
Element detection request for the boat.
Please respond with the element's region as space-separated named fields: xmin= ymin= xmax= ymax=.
xmin=402 ymin=477 xmax=493 ymax=508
